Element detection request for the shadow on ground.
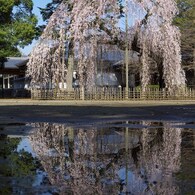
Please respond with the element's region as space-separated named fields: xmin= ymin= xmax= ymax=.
xmin=1 ymin=103 xmax=195 ymax=124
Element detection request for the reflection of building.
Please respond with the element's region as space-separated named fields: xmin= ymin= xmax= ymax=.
xmin=28 ymin=122 xmax=182 ymax=194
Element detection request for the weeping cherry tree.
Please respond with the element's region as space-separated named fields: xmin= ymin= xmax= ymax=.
xmin=136 ymin=0 xmax=186 ymax=92
xmin=27 ymin=0 xmax=185 ymax=94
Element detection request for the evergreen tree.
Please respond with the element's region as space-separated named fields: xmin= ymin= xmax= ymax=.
xmin=174 ymin=0 xmax=195 ymax=69
xmin=39 ymin=0 xmax=63 ymax=22
xmin=0 ymin=0 xmax=38 ymax=66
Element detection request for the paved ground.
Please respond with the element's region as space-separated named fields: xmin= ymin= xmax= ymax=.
xmin=0 ymin=99 xmax=195 ymax=125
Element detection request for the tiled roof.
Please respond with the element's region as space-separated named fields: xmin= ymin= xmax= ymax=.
xmin=4 ymin=57 xmax=29 ymax=69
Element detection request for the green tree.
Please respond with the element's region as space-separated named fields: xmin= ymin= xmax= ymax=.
xmin=0 ymin=0 xmax=38 ymax=66
xmin=174 ymin=0 xmax=195 ymax=72
xmin=39 ymin=0 xmax=63 ymax=22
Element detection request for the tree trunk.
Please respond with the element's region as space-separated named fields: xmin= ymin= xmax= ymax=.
xmin=193 ymin=48 xmax=195 ymax=76
xmin=158 ymin=62 xmax=165 ymax=89
xmin=67 ymin=56 xmax=74 ymax=91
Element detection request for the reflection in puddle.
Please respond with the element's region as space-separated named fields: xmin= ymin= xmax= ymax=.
xmin=0 ymin=121 xmax=194 ymax=194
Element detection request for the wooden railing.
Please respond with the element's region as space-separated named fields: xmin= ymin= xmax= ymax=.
xmin=31 ymin=87 xmax=195 ymax=101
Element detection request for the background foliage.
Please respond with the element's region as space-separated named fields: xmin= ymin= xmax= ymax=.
xmin=0 ymin=0 xmax=38 ymax=66
xmin=174 ymin=0 xmax=195 ymax=68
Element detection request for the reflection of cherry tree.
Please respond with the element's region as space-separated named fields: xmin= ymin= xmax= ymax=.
xmin=139 ymin=122 xmax=182 ymax=194
xmin=28 ymin=122 xmax=182 ymax=194
xmin=29 ymin=123 xmax=67 ymax=186
xmin=29 ymin=123 xmax=117 ymax=194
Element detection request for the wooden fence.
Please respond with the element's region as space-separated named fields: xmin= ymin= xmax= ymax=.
xmin=31 ymin=87 xmax=195 ymax=101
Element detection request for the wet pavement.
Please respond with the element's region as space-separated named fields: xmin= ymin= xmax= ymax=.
xmin=1 ymin=100 xmax=195 ymax=125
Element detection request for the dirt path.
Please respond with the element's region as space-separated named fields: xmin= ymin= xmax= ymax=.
xmin=0 ymin=99 xmax=195 ymax=125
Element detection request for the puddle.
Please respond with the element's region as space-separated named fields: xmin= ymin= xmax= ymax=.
xmin=0 ymin=121 xmax=194 ymax=194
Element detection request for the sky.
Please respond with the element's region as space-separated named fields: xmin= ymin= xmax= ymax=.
xmin=20 ymin=0 xmax=51 ymax=56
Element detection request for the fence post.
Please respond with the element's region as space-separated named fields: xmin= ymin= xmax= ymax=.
xmin=81 ymin=86 xmax=85 ymax=100
xmin=31 ymin=89 xmax=34 ymax=99
xmin=125 ymin=87 xmax=128 ymax=100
